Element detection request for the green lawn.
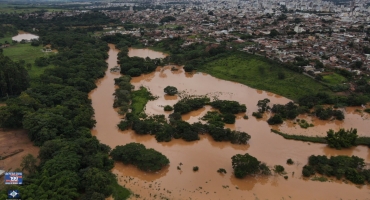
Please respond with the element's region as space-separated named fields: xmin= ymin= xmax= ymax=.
xmin=2 ymin=43 xmax=56 ymax=86
xmin=0 ymin=36 xmax=12 ymax=44
xmin=199 ymin=52 xmax=333 ymax=101
xmin=131 ymin=87 xmax=152 ymax=116
xmin=322 ymin=73 xmax=347 ymax=85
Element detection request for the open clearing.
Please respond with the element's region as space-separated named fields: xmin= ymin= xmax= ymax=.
xmin=199 ymin=52 xmax=334 ymax=100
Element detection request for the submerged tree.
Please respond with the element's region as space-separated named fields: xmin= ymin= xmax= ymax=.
xmin=325 ymin=128 xmax=358 ymax=150
xmin=164 ymin=86 xmax=178 ymax=96
xmin=231 ymin=153 xmax=271 ymax=178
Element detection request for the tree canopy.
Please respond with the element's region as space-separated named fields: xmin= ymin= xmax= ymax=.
xmin=110 ymin=143 xmax=170 ymax=172
xmin=231 ymin=153 xmax=271 ymax=178
xmin=325 ymin=128 xmax=358 ymax=150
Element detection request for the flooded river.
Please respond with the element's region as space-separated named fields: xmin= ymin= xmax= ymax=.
xmin=90 ymin=44 xmax=370 ymax=200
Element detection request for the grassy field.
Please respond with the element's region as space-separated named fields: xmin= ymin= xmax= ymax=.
xmin=111 ymin=181 xmax=131 ymax=200
xmin=2 ymin=43 xmax=56 ymax=86
xmin=0 ymin=4 xmax=66 ymax=14
xmin=199 ymin=52 xmax=333 ymax=101
xmin=0 ymin=36 xmax=12 ymax=44
xmin=322 ymin=73 xmax=347 ymax=85
xmin=131 ymin=87 xmax=152 ymax=116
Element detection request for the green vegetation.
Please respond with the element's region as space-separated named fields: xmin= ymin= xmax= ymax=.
xmin=271 ymin=129 xmax=370 ymax=147
xmin=173 ymin=97 xmax=210 ymax=114
xmin=111 ymin=181 xmax=131 ymax=200
xmin=302 ymin=155 xmax=370 ymax=184
xmin=0 ymin=13 xmax=131 ymax=199
xmin=164 ymin=85 xmax=178 ymax=95
xmin=270 ymin=101 xmax=308 ymax=121
xmin=232 ymin=153 xmax=271 ymax=178
xmin=297 ymin=119 xmax=314 ymax=129
xmin=322 ymin=73 xmax=347 ymax=85
xmin=0 ymin=53 xmax=29 ymax=97
xmin=314 ymin=106 xmax=345 ymax=120
xmin=131 ymin=86 xmax=154 ymax=116
xmin=311 ymin=176 xmax=328 ymax=182
xmin=199 ymin=52 xmax=332 ymax=101
xmin=252 ymin=112 xmax=263 ymax=118
xmin=274 ymin=165 xmax=285 ymax=174
xmin=201 ymin=111 xmax=236 ymax=125
xmin=210 ymin=100 xmax=246 ymax=114
xmin=325 ymin=128 xmax=358 ymax=150
xmin=164 ymin=105 xmax=173 ymax=111
xmin=270 ymin=129 xmax=327 ymax=144
xmin=267 ymin=114 xmax=283 ymax=125
xmin=287 ymin=158 xmax=294 ymax=165
xmin=193 ymin=166 xmax=199 ymax=171
xmin=217 ymin=168 xmax=227 ymax=174
xmin=160 ymin=16 xmax=176 ymax=23
xmin=2 ymin=43 xmax=56 ymax=86
xmin=110 ymin=143 xmax=170 ymax=172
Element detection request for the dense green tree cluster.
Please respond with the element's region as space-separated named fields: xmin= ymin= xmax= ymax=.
xmin=299 ymin=92 xmax=369 ymax=108
xmin=210 ymin=100 xmax=246 ymax=114
xmin=325 ymin=128 xmax=358 ymax=149
xmin=302 ymin=155 xmax=370 ymax=184
xmin=231 ymin=153 xmax=271 ymax=178
xmin=173 ymin=97 xmax=210 ymax=114
xmin=314 ymin=106 xmax=344 ymax=120
xmin=270 ymin=101 xmax=306 ymax=120
xmin=202 ymin=111 xmax=236 ymax=125
xmin=159 ymin=16 xmax=176 ymax=23
xmin=0 ymin=53 xmax=30 ymax=97
xmin=257 ymin=98 xmax=270 ymax=113
xmin=267 ymin=114 xmax=283 ymax=125
xmin=0 ymin=24 xmax=17 ymax=38
xmin=110 ymin=143 xmax=169 ymax=172
xmin=101 ymin=33 xmax=140 ymax=49
xmin=164 ymin=86 xmax=178 ymax=95
xmin=0 ymin=14 xmax=130 ymax=199
xmin=152 ymin=37 xmax=229 ymax=65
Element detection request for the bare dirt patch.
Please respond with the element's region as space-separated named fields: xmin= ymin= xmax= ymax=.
xmin=0 ymin=129 xmax=39 ymax=172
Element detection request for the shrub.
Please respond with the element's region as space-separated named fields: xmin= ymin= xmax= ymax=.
xmin=217 ymin=168 xmax=227 ymax=174
xmin=267 ymin=114 xmax=283 ymax=125
xmin=164 ymin=105 xmax=173 ymax=111
xmin=193 ymin=166 xmax=199 ymax=171
xmin=274 ymin=165 xmax=285 ymax=174
xmin=287 ymin=159 xmax=294 ymax=165
xmin=164 ymin=86 xmax=178 ymax=95
xmin=325 ymin=128 xmax=358 ymax=149
xmin=252 ymin=112 xmax=262 ymax=118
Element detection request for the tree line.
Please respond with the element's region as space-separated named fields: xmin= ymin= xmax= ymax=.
xmin=0 ymin=13 xmax=130 ymax=200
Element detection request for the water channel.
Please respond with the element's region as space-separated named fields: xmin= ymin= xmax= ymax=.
xmin=90 ymin=44 xmax=370 ymax=200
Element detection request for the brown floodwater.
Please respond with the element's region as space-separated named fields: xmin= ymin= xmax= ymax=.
xmin=91 ymin=45 xmax=370 ymax=200
xmin=12 ymin=32 xmax=39 ymax=42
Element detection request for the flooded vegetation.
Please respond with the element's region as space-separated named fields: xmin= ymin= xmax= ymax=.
xmin=90 ymin=45 xmax=370 ymax=200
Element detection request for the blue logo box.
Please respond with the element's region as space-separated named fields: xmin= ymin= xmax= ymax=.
xmin=5 ymin=172 xmax=23 ymax=185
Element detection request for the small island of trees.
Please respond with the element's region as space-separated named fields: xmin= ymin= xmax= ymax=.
xmin=231 ymin=153 xmax=271 ymax=178
xmin=111 ymin=142 xmax=169 ymax=172
xmin=302 ymin=155 xmax=370 ymax=184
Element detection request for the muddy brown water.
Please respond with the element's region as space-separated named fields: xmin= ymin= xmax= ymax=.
xmin=11 ymin=32 xmax=39 ymax=42
xmin=90 ymin=44 xmax=370 ymax=200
